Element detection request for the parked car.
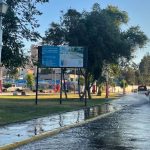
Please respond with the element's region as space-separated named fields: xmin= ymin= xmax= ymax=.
xmin=7 ymin=86 xmax=23 ymax=92
xmin=138 ymin=85 xmax=148 ymax=95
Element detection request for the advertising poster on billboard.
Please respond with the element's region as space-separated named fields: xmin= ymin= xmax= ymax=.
xmin=59 ymin=46 xmax=84 ymax=67
xmin=39 ymin=46 xmax=86 ymax=68
xmin=41 ymin=46 xmax=60 ymax=67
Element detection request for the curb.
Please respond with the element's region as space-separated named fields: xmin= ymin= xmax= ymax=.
xmin=0 ymin=109 xmax=121 ymax=150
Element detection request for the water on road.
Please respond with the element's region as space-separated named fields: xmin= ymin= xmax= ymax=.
xmin=0 ymin=103 xmax=116 ymax=147
xmin=15 ymin=94 xmax=150 ymax=150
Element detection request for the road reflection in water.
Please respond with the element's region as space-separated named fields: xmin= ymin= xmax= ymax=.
xmin=0 ymin=103 xmax=116 ymax=148
xmin=15 ymin=94 xmax=150 ymax=150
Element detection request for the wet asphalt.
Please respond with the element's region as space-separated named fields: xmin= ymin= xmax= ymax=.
xmin=15 ymin=94 xmax=150 ymax=150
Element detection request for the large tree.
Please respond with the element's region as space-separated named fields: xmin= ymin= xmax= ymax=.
xmin=2 ymin=0 xmax=48 ymax=70
xmin=139 ymin=53 xmax=150 ymax=85
xmin=26 ymin=73 xmax=35 ymax=90
xmin=43 ymin=3 xmax=148 ymax=98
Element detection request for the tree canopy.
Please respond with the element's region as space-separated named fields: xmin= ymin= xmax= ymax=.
xmin=43 ymin=3 xmax=148 ymax=98
xmin=139 ymin=53 xmax=150 ymax=85
xmin=44 ymin=5 xmax=148 ymax=68
xmin=26 ymin=73 xmax=35 ymax=90
xmin=2 ymin=0 xmax=48 ymax=70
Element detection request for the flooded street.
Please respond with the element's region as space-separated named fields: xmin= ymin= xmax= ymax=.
xmin=15 ymin=94 xmax=150 ymax=150
xmin=0 ymin=101 xmax=117 ymax=148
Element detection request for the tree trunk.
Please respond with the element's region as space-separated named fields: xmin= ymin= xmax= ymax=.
xmin=97 ymin=86 xmax=102 ymax=96
xmin=123 ymin=87 xmax=126 ymax=95
xmin=86 ymin=72 xmax=92 ymax=99
xmin=87 ymin=87 xmax=91 ymax=99
xmin=77 ymin=73 xmax=83 ymax=101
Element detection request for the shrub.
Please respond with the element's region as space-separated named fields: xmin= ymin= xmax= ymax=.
xmin=3 ymin=83 xmax=12 ymax=88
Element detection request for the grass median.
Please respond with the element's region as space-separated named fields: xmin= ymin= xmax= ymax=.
xmin=0 ymin=93 xmax=120 ymax=126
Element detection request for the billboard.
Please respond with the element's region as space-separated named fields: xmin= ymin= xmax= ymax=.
xmin=38 ymin=46 xmax=87 ymax=68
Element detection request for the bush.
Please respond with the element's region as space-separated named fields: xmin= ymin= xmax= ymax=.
xmin=120 ymin=79 xmax=128 ymax=88
xmin=3 ymin=83 xmax=12 ymax=88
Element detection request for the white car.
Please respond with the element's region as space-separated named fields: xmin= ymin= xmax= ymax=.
xmin=7 ymin=86 xmax=23 ymax=92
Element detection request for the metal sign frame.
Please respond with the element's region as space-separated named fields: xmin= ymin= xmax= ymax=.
xmin=35 ymin=45 xmax=88 ymax=106
xmin=38 ymin=46 xmax=87 ymax=68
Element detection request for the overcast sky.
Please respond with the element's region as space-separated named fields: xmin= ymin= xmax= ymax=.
xmin=30 ymin=0 xmax=150 ymax=64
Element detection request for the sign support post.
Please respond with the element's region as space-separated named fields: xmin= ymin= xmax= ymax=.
xmin=38 ymin=46 xmax=87 ymax=105
xmin=84 ymin=73 xmax=87 ymax=106
xmin=60 ymin=68 xmax=63 ymax=104
xmin=35 ymin=66 xmax=39 ymax=105
xmin=84 ymin=47 xmax=88 ymax=106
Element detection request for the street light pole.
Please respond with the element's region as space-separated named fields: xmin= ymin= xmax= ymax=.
xmin=0 ymin=0 xmax=8 ymax=93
